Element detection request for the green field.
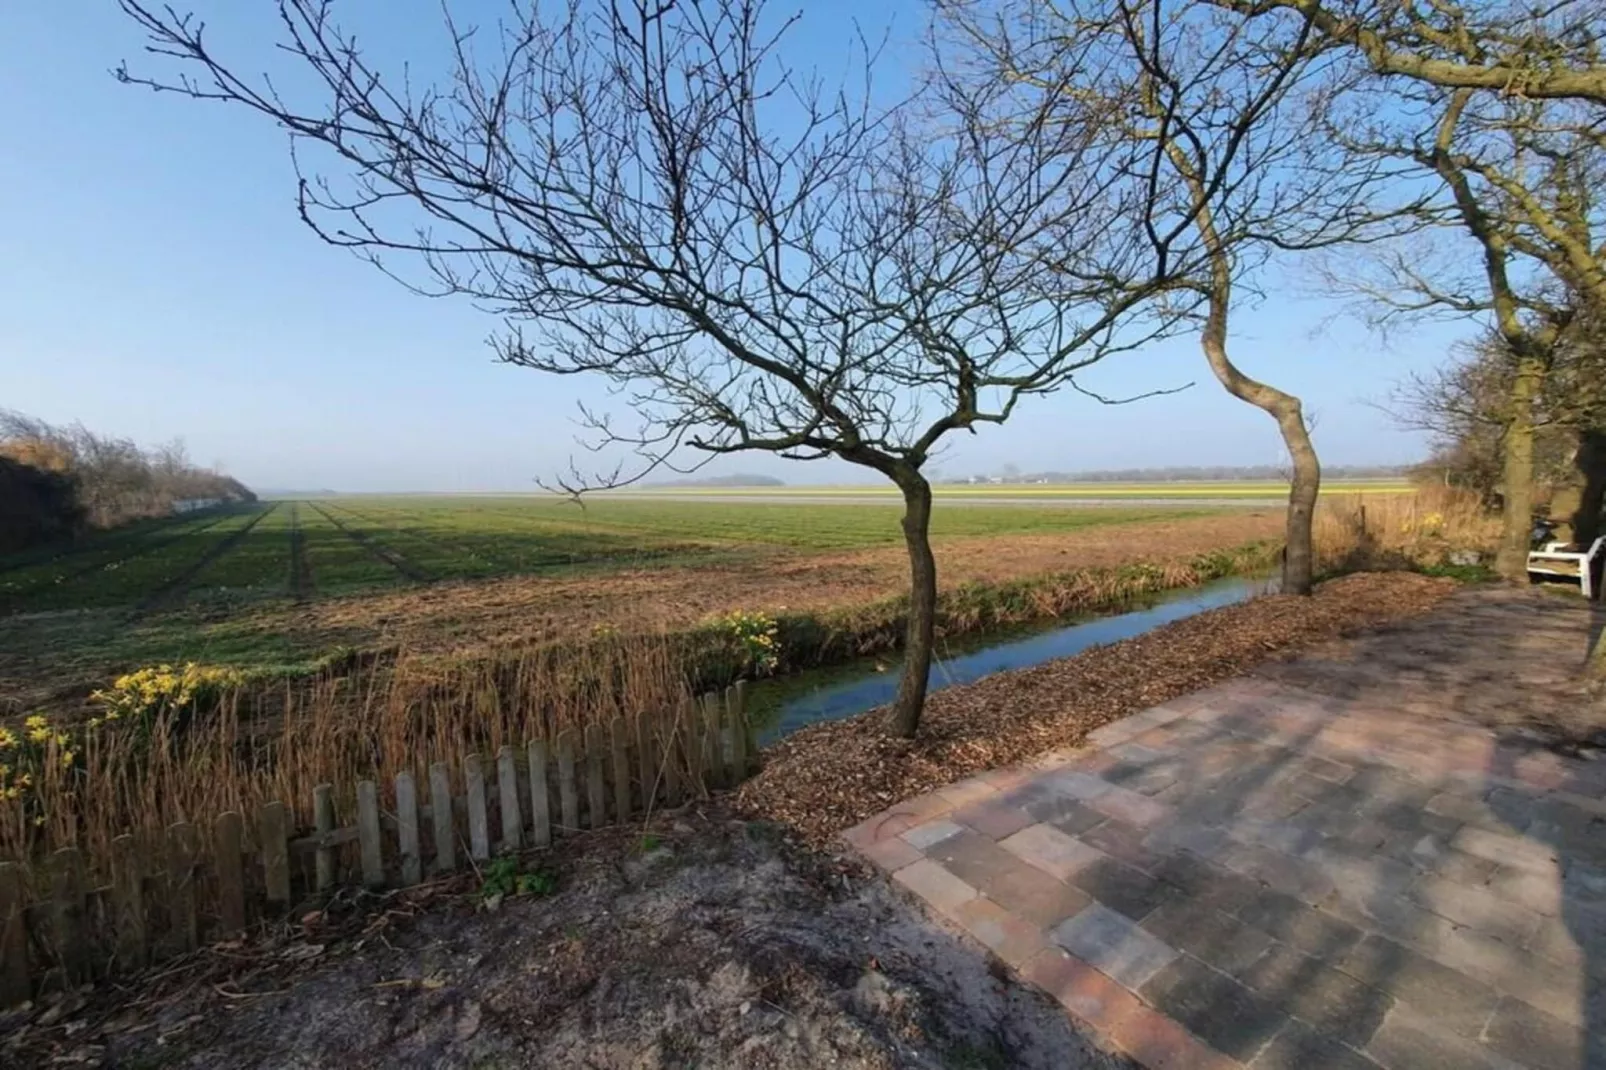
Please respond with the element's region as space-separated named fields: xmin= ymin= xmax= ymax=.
xmin=0 ymin=496 xmax=1218 ymax=615
xmin=616 ymin=480 xmax=1413 ymax=500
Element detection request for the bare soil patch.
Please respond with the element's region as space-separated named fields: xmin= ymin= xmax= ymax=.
xmin=738 ymin=572 xmax=1459 ymax=846
xmin=5 ymin=814 xmax=1128 ymax=1070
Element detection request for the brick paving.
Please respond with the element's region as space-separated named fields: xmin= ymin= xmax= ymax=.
xmin=844 ymin=589 xmax=1606 ymax=1069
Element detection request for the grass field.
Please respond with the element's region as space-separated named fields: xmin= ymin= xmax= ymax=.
xmin=616 ymin=479 xmax=1415 ymax=500
xmin=0 ymin=493 xmax=1303 ymax=712
xmin=0 ymin=495 xmax=1213 ymax=615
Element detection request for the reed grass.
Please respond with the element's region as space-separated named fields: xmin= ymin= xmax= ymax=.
xmin=0 ymin=635 xmax=692 ymax=886
xmin=1315 ymin=486 xmax=1500 ymax=573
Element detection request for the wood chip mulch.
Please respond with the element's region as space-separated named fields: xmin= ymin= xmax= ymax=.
xmin=734 ymin=571 xmax=1459 ymax=847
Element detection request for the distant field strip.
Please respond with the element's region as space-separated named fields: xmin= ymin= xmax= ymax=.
xmin=296 ymin=501 xmax=409 ymax=593
xmin=317 ymin=497 xmax=1208 ymax=551
xmin=288 ymin=503 xmax=312 ymax=601
xmin=617 ymin=480 xmax=1415 ymax=500
xmin=322 ymin=501 xmax=509 ymax=580
xmin=136 ymin=503 xmax=280 ymax=613
xmin=174 ymin=501 xmax=295 ymax=605
xmin=306 ymin=501 xmax=431 ymax=583
xmin=0 ymin=508 xmax=243 ymax=611
xmin=0 ymin=513 xmax=196 ymax=577
xmin=0 ymin=496 xmax=1252 ymax=615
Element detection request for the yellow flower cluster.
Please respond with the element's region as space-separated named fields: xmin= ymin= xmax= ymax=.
xmin=1400 ymin=512 xmax=1446 ymax=536
xmin=0 ymin=713 xmax=69 ymax=802
xmin=90 ymin=662 xmax=246 ymax=722
xmin=712 ymin=609 xmax=781 ymax=675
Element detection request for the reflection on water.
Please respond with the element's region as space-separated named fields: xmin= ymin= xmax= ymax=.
xmin=749 ymin=574 xmax=1276 ymax=743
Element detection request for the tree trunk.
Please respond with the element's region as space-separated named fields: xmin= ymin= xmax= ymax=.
xmin=1200 ymin=332 xmax=1321 ymax=595
xmin=1572 ymin=428 xmax=1606 ymax=548
xmin=1495 ymin=356 xmax=1543 ymax=581
xmin=889 ymin=470 xmax=937 ymax=739
xmin=1279 ymin=405 xmax=1322 ymax=595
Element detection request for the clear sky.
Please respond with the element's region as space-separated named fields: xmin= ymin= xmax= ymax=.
xmin=0 ymin=2 xmax=1471 ymax=492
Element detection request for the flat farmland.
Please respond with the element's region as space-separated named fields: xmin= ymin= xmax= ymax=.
xmin=618 ymin=479 xmax=1414 ymax=502
xmin=0 ymin=493 xmax=1294 ymax=713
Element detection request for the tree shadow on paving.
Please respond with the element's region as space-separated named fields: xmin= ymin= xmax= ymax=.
xmin=1081 ymin=682 xmax=1600 ymax=1068
xmin=1074 ymin=699 xmax=1410 ymax=1067
xmin=1481 ymin=739 xmax=1606 ymax=1070
xmin=1174 ymin=589 xmax=1606 ymax=1068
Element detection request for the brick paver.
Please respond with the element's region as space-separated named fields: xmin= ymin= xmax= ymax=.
xmin=841 ymin=588 xmax=1606 ymax=1069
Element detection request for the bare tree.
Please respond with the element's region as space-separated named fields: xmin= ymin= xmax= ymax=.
xmin=1205 ymin=0 xmax=1606 ymax=103
xmin=1316 ymin=58 xmax=1602 ymax=575
xmin=0 ymin=411 xmax=251 ymax=529
xmin=940 ymin=0 xmax=1416 ymax=594
xmin=1192 ymin=0 xmax=1606 ymax=580
xmin=117 ymin=0 xmax=1185 ymax=736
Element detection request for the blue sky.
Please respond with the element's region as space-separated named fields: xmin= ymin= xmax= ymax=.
xmin=0 ymin=2 xmax=1469 ymax=492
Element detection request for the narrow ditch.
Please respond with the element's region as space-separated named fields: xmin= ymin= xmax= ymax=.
xmin=747 ymin=574 xmax=1275 ymax=742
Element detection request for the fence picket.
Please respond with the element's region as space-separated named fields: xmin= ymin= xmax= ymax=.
xmin=498 ymin=746 xmax=522 ymax=851
xmin=51 ymin=847 xmax=87 ymax=984
xmin=610 ymin=719 xmax=632 ymax=823
xmin=260 ymin=802 xmax=292 ymax=906
xmin=682 ymin=694 xmax=705 ymax=791
xmin=726 ymin=684 xmax=748 ymax=782
xmin=214 ymin=812 xmax=246 ymax=936
xmin=395 ymin=772 xmax=422 ymax=887
xmin=735 ymin=679 xmax=754 ymax=772
xmin=585 ymin=725 xmax=607 ymax=829
xmin=167 ymin=823 xmax=200 ymax=953
xmin=429 ymin=762 xmax=455 ymax=874
xmin=557 ymin=735 xmax=580 ymax=832
xmin=0 ymin=691 xmax=765 ymax=1010
xmin=0 ymin=863 xmax=29 ymax=1007
xmin=465 ymin=754 xmax=491 ymax=862
xmin=111 ymin=835 xmax=146 ymax=969
xmin=357 ymin=781 xmax=384 ymax=887
xmin=312 ymin=784 xmax=337 ymax=892
xmin=665 ymin=699 xmax=690 ymax=804
xmin=528 ymin=739 xmax=552 ymax=848
xmin=701 ymin=692 xmax=723 ymax=789
xmin=635 ymin=712 xmax=658 ymax=814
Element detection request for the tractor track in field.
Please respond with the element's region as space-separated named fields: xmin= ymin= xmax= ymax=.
xmin=288 ymin=503 xmax=314 ymax=602
xmin=132 ymin=504 xmax=276 ymax=616
xmin=308 ymin=501 xmax=433 ymax=583
xmin=332 ymin=503 xmax=522 ymax=575
xmin=0 ymin=509 xmax=237 ymax=614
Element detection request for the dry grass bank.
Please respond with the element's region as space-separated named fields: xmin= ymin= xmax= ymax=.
xmin=0 ymin=638 xmax=693 ymax=881
xmin=1315 ymin=485 xmax=1500 ymax=573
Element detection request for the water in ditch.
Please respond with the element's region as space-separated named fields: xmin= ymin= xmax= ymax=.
xmin=747 ymin=574 xmax=1276 ymax=744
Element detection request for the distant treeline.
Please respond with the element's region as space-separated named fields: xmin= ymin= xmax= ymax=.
xmin=0 ymin=410 xmax=254 ymax=554
xmin=952 ymin=464 xmax=1413 ymax=483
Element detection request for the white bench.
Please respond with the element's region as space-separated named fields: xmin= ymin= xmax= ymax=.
xmin=1527 ymin=535 xmax=1606 ymax=599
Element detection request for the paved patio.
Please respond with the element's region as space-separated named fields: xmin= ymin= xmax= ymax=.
xmin=845 ymin=590 xmax=1606 ymax=1069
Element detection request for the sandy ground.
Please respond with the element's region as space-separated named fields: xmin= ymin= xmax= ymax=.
xmin=5 ymin=815 xmax=1129 ymax=1070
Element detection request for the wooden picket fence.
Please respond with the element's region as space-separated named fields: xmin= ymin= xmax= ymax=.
xmin=0 ymin=684 xmax=753 ymax=1008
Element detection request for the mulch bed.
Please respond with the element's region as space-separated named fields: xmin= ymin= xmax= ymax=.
xmin=735 ymin=571 xmax=1460 ymax=847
